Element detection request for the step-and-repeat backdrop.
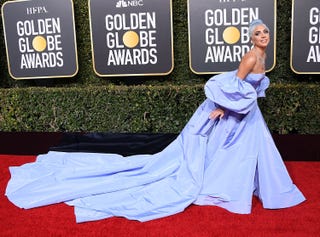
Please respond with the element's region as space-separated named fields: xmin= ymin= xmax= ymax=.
xmin=1 ymin=0 xmax=319 ymax=80
xmin=188 ymin=0 xmax=276 ymax=74
xmin=89 ymin=0 xmax=173 ymax=77
xmin=2 ymin=0 xmax=78 ymax=79
xmin=291 ymin=0 xmax=320 ymax=74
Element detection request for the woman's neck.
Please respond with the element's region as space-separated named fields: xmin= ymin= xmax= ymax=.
xmin=253 ymin=46 xmax=266 ymax=57
xmin=252 ymin=46 xmax=266 ymax=72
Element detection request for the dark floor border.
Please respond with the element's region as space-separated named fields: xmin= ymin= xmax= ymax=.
xmin=0 ymin=132 xmax=319 ymax=161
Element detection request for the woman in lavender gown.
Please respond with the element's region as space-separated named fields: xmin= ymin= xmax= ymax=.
xmin=5 ymin=20 xmax=305 ymax=223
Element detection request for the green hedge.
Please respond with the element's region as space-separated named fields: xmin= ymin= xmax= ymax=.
xmin=0 ymin=84 xmax=319 ymax=134
xmin=0 ymin=0 xmax=319 ymax=133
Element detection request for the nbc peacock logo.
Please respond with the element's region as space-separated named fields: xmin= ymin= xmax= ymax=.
xmin=116 ymin=0 xmax=144 ymax=8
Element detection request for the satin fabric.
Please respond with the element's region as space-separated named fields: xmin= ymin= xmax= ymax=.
xmin=5 ymin=71 xmax=305 ymax=222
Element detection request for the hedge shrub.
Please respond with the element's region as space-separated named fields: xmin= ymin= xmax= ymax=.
xmin=0 ymin=84 xmax=319 ymax=134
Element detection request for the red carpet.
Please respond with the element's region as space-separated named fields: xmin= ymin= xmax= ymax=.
xmin=1 ymin=155 xmax=319 ymax=237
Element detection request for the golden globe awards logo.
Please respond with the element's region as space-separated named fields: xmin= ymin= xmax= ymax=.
xmin=1 ymin=0 xmax=78 ymax=80
xmin=291 ymin=0 xmax=320 ymax=74
xmin=17 ymin=17 xmax=63 ymax=69
xmin=307 ymin=7 xmax=320 ymax=63
xmin=104 ymin=12 xmax=157 ymax=67
xmin=204 ymin=8 xmax=256 ymax=64
xmin=188 ymin=0 xmax=276 ymax=74
xmin=89 ymin=0 xmax=173 ymax=77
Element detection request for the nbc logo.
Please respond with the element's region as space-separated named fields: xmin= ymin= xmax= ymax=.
xmin=116 ymin=0 xmax=144 ymax=8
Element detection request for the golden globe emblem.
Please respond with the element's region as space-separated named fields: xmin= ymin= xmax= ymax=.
xmin=223 ymin=26 xmax=240 ymax=44
xmin=32 ymin=36 xmax=47 ymax=52
xmin=123 ymin=31 xmax=139 ymax=48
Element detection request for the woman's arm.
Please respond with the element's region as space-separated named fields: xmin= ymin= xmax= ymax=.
xmin=208 ymin=51 xmax=256 ymax=120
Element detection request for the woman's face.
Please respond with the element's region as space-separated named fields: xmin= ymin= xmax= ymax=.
xmin=251 ymin=25 xmax=270 ymax=48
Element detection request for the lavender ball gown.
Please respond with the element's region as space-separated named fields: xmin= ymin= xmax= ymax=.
xmin=5 ymin=70 xmax=305 ymax=222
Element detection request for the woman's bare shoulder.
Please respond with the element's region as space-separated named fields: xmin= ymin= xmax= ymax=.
xmin=241 ymin=50 xmax=257 ymax=65
xmin=237 ymin=51 xmax=257 ymax=79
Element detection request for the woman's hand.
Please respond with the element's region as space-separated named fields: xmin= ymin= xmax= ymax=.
xmin=209 ymin=108 xmax=225 ymax=120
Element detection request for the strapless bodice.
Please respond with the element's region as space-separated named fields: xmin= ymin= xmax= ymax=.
xmin=244 ymin=73 xmax=266 ymax=89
